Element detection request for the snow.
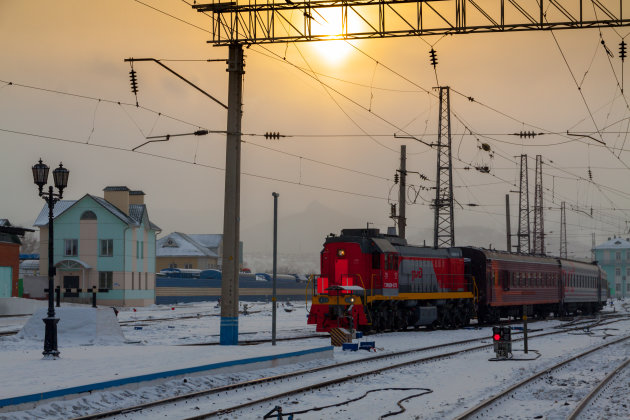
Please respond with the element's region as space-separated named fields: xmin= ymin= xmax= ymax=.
xmin=16 ymin=307 xmax=125 ymax=346
xmin=1 ymin=299 xmax=629 ymax=419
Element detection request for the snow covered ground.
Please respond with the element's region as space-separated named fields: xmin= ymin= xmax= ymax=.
xmin=1 ymin=299 xmax=629 ymax=419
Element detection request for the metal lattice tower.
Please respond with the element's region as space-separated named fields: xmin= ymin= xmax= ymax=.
xmin=517 ymin=154 xmax=530 ymax=253
xmin=433 ymin=86 xmax=454 ymax=248
xmin=532 ymin=155 xmax=545 ymax=255
xmin=560 ymin=201 xmax=567 ymax=259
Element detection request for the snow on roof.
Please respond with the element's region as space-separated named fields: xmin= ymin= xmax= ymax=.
xmin=187 ymin=234 xmax=222 ymax=248
xmin=33 ymin=195 xmax=159 ymax=231
xmin=33 ymin=200 xmax=76 ymax=226
xmin=156 ymin=232 xmax=218 ymax=258
xmin=594 ymin=237 xmax=630 ymax=250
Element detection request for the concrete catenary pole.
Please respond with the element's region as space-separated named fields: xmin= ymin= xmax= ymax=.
xmin=220 ymin=44 xmax=244 ymax=345
xmin=506 ymin=194 xmax=512 ymax=252
xmin=398 ymin=145 xmax=407 ymax=239
xmin=272 ymin=192 xmax=279 ymax=345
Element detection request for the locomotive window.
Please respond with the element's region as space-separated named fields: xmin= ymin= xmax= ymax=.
xmin=372 ymin=252 xmax=381 ymax=269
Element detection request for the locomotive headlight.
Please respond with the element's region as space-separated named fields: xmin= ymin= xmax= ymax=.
xmin=337 ymin=249 xmax=346 ymax=257
xmin=318 ymin=297 xmax=329 ymax=304
xmin=345 ymin=296 xmax=355 ymax=304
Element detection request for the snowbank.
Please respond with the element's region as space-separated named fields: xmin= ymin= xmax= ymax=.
xmin=15 ymin=307 xmax=125 ymax=346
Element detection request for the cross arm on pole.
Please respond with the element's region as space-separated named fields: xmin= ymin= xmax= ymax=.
xmin=124 ymin=58 xmax=228 ymax=109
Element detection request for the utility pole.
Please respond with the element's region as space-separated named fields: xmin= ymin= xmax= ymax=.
xmin=532 ymin=155 xmax=544 ymax=255
xmin=272 ymin=192 xmax=279 ymax=346
xmin=433 ymin=86 xmax=454 ymax=248
xmin=506 ymin=194 xmax=512 ymax=252
xmin=592 ymin=232 xmax=596 ymax=261
xmin=517 ymin=154 xmax=530 ymax=253
xmin=560 ymin=201 xmax=567 ymax=259
xmin=219 ymin=44 xmax=245 ymax=346
xmin=398 ymin=145 xmax=407 ymax=239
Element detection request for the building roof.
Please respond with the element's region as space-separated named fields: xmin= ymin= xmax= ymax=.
xmin=187 ymin=234 xmax=222 ymax=248
xmin=0 ymin=219 xmax=34 ymax=244
xmin=129 ymin=190 xmax=145 ymax=196
xmin=594 ymin=237 xmax=630 ymax=250
xmin=156 ymin=232 xmax=220 ymax=258
xmin=34 ymin=194 xmax=160 ymax=231
xmin=103 ymin=186 xmax=130 ymax=192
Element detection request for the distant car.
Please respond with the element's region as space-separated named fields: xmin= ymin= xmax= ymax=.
xmin=240 ymin=268 xmax=252 ymax=273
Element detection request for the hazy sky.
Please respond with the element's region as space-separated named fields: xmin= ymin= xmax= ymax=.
xmin=2 ymin=0 xmax=630 ymax=263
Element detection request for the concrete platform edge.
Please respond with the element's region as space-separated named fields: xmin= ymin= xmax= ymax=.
xmin=0 ymin=345 xmax=334 ymax=409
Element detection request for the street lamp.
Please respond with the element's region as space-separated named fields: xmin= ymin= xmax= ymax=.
xmin=32 ymin=159 xmax=69 ymax=359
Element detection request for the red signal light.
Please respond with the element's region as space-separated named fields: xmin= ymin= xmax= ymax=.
xmin=493 ymin=333 xmax=501 ymax=341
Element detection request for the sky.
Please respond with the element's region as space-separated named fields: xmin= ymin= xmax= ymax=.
xmin=2 ymin=0 xmax=630 ymax=264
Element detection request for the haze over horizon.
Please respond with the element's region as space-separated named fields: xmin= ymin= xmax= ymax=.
xmin=2 ymin=0 xmax=630 ymax=265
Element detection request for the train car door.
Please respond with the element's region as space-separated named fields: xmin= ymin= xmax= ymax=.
xmin=382 ymin=252 xmax=399 ymax=297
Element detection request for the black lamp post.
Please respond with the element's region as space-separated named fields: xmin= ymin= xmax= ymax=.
xmin=32 ymin=158 xmax=69 ymax=359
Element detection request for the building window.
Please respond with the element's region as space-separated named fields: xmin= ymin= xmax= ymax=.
xmin=64 ymin=239 xmax=78 ymax=256
xmin=80 ymin=211 xmax=97 ymax=220
xmin=100 ymin=239 xmax=113 ymax=257
xmin=169 ymin=263 xmax=177 ymax=269
xmin=145 ymin=273 xmax=148 ymax=290
xmin=99 ymin=272 xmax=113 ymax=289
xmin=616 ymin=268 xmax=621 ymax=278
xmin=184 ymin=263 xmax=193 ymax=269
xmin=136 ymin=241 xmax=144 ymax=259
xmin=616 ymin=283 xmax=621 ymax=293
xmin=132 ymin=272 xmax=135 ymax=290
xmin=616 ymin=251 xmax=621 ymax=261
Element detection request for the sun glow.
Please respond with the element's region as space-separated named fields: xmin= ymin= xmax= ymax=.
xmin=309 ymin=9 xmax=361 ymax=65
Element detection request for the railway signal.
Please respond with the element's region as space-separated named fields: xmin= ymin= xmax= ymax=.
xmin=492 ymin=326 xmax=512 ymax=359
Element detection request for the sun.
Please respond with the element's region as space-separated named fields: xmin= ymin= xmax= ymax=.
xmin=308 ymin=9 xmax=360 ymax=65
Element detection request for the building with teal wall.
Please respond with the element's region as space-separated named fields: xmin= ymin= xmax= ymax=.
xmin=593 ymin=236 xmax=630 ymax=298
xmin=34 ymin=187 xmax=160 ymax=307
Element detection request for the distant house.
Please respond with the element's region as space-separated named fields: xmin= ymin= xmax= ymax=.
xmin=593 ymin=236 xmax=630 ymax=298
xmin=0 ymin=219 xmax=33 ymax=297
xmin=156 ymin=232 xmax=242 ymax=271
xmin=34 ymin=186 xmax=160 ymax=307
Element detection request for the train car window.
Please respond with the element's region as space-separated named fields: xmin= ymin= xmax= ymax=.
xmin=372 ymin=252 xmax=381 ymax=269
xmin=394 ymin=256 xmax=399 ymax=271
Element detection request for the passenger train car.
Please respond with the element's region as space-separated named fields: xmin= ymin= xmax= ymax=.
xmin=155 ymin=269 xmax=311 ymax=304
xmin=307 ymin=229 xmax=606 ymax=332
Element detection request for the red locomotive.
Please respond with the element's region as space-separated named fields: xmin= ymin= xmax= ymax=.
xmin=307 ymin=229 xmax=606 ymax=332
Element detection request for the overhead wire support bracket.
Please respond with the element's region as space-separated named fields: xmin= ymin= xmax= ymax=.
xmin=566 ymin=131 xmax=607 ymax=145
xmin=393 ymin=133 xmax=436 ymax=147
xmin=194 ymin=0 xmax=630 ymax=46
xmin=123 ymin=57 xmax=228 ymax=109
xmin=132 ymin=129 xmax=227 ymax=151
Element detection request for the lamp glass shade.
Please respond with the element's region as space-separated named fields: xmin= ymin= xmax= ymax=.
xmin=32 ymin=159 xmax=49 ymax=188
xmin=52 ymin=163 xmax=69 ymax=190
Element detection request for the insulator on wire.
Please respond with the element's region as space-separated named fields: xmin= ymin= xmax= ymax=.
xmin=394 ymin=172 xmax=399 ymax=184
xmin=129 ymin=63 xmax=139 ymax=106
xmin=620 ymin=40 xmax=627 ymax=62
xmin=588 ymin=168 xmax=593 ymax=180
xmin=129 ymin=69 xmax=138 ymax=95
xmin=429 ymin=48 xmax=438 ymax=68
xmin=264 ymin=132 xmax=281 ymax=139
xmin=518 ymin=131 xmax=538 ymax=138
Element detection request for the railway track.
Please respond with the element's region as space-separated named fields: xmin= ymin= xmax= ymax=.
xmin=567 ymin=356 xmax=630 ymax=420
xmin=68 ymin=316 xmax=616 ymax=420
xmin=454 ymin=334 xmax=630 ymax=419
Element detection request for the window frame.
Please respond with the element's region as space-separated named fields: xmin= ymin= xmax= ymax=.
xmin=64 ymin=239 xmax=78 ymax=257
xmin=98 ymin=271 xmax=113 ymax=290
xmin=99 ymin=239 xmax=114 ymax=257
